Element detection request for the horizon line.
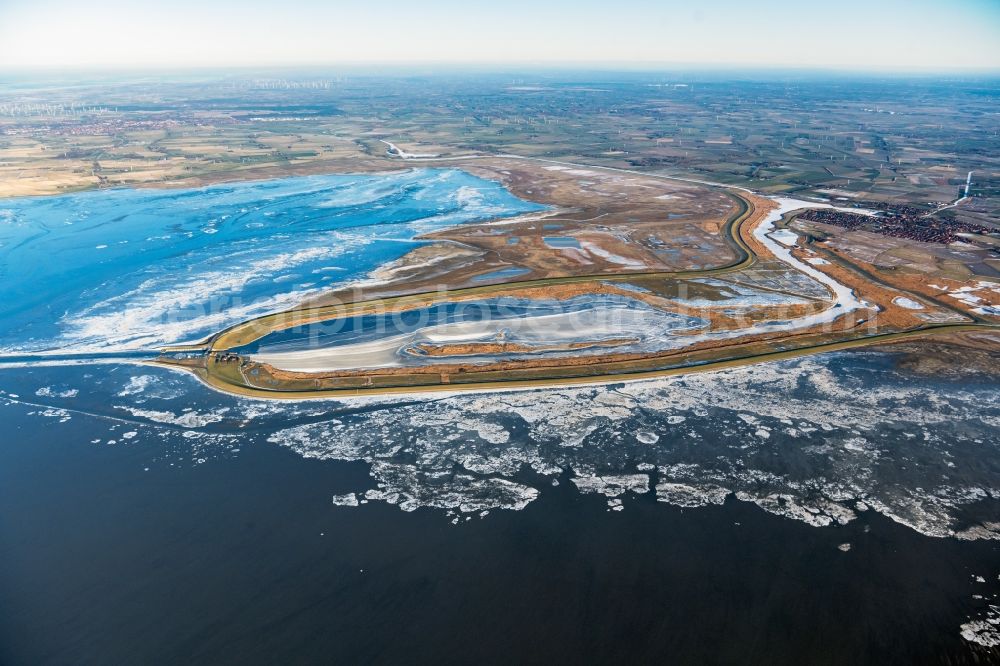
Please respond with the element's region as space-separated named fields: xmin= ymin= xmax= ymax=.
xmin=2 ymin=62 xmax=1000 ymax=78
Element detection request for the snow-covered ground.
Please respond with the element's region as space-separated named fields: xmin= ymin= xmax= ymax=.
xmin=380 ymin=140 xmax=440 ymax=159
xmin=930 ymin=280 xmax=1000 ymax=316
xmin=767 ymin=228 xmax=799 ymax=247
xmin=751 ymin=197 xmax=877 ymax=327
xmin=893 ymin=297 xmax=924 ymax=310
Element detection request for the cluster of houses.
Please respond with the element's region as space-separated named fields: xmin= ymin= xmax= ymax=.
xmin=799 ymin=205 xmax=996 ymax=246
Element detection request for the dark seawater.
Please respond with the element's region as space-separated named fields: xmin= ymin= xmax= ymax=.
xmin=0 ymin=352 xmax=998 ymax=665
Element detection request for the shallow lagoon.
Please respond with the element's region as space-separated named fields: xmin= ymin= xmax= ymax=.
xmin=245 ymin=294 xmax=707 ymax=371
xmin=543 ymin=235 xmax=582 ymax=249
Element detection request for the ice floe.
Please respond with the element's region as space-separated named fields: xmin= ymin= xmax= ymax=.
xmin=331 ymin=493 xmax=360 ymax=507
xmin=571 ymin=474 xmax=650 ymax=497
xmin=115 ymin=406 xmax=230 ymax=428
xmin=262 ymin=353 xmax=1000 ymax=536
xmin=12 ymin=346 xmax=997 ymax=541
xmin=35 ymin=386 xmax=78 ymax=398
xmin=961 ymin=604 xmax=1000 ymax=647
xmin=656 ymin=482 xmax=729 ymax=508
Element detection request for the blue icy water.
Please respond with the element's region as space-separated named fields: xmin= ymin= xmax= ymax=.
xmin=0 ymin=169 xmax=544 ymax=354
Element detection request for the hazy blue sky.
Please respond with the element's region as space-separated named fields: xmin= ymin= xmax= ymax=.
xmin=1 ymin=0 xmax=998 ymax=71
